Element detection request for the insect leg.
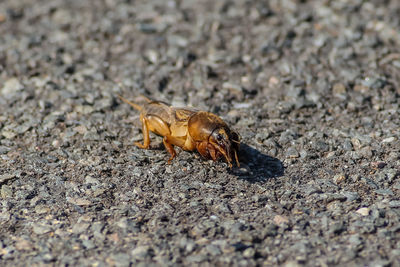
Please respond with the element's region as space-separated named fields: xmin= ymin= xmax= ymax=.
xmin=145 ymin=115 xmax=179 ymax=164
xmin=134 ymin=116 xmax=151 ymax=149
xmin=207 ymin=144 xmax=218 ymax=161
xmin=163 ymin=136 xmax=177 ymax=164
xmin=234 ymin=149 xmax=240 ymax=167
xmin=196 ymin=141 xmax=210 ymax=159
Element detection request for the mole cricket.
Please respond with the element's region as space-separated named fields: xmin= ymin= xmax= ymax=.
xmin=118 ymin=94 xmax=240 ymax=168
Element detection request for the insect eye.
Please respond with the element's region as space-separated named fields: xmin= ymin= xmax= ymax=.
xmin=216 ymin=134 xmax=223 ymax=141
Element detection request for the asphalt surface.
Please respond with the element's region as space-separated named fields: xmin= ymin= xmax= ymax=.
xmin=0 ymin=0 xmax=400 ymax=266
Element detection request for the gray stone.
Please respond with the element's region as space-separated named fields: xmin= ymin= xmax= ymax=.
xmin=285 ymin=147 xmax=299 ymax=158
xmin=1 ymin=77 xmax=24 ymax=95
xmin=131 ymin=246 xmax=150 ymax=260
xmin=375 ymin=189 xmax=393 ymax=196
xmin=1 ymin=185 xmax=13 ymax=198
xmin=243 ymin=247 xmax=255 ymax=258
xmin=0 ymin=174 xmax=14 ymax=184
xmin=32 ymin=224 xmax=53 ymax=235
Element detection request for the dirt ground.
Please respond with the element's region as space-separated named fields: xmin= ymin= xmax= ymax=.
xmin=0 ymin=0 xmax=400 ymax=266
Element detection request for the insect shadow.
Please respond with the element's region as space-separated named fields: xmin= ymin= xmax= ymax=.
xmin=231 ymin=143 xmax=284 ymax=183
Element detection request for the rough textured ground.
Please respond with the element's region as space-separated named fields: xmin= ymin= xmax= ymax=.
xmin=1 ymin=0 xmax=400 ymax=266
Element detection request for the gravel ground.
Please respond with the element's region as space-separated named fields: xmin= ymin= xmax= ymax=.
xmin=1 ymin=0 xmax=400 ymax=266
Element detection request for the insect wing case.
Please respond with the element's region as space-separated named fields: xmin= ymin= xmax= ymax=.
xmin=169 ymin=107 xmax=198 ymax=137
xmin=141 ymin=101 xmax=172 ymax=123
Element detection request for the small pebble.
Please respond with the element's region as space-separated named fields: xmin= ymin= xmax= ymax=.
xmin=0 ymin=174 xmax=14 ymax=184
xmin=356 ymin=207 xmax=370 ymax=216
xmin=243 ymin=247 xmax=255 ymax=258
xmin=333 ymin=173 xmax=346 ymax=184
xmin=285 ymin=147 xmax=299 ymax=158
xmin=1 ymin=185 xmax=13 ymax=198
xmin=1 ymin=77 xmax=24 ymax=95
xmin=382 ymin=137 xmax=396 ymax=143
xmin=32 ymin=224 xmax=52 ymax=235
xmin=274 ymin=215 xmax=289 ymax=225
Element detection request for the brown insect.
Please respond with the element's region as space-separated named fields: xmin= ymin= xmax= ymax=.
xmin=118 ymin=95 xmax=240 ymax=167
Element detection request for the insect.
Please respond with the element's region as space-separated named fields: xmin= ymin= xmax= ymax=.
xmin=118 ymin=95 xmax=240 ymax=167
